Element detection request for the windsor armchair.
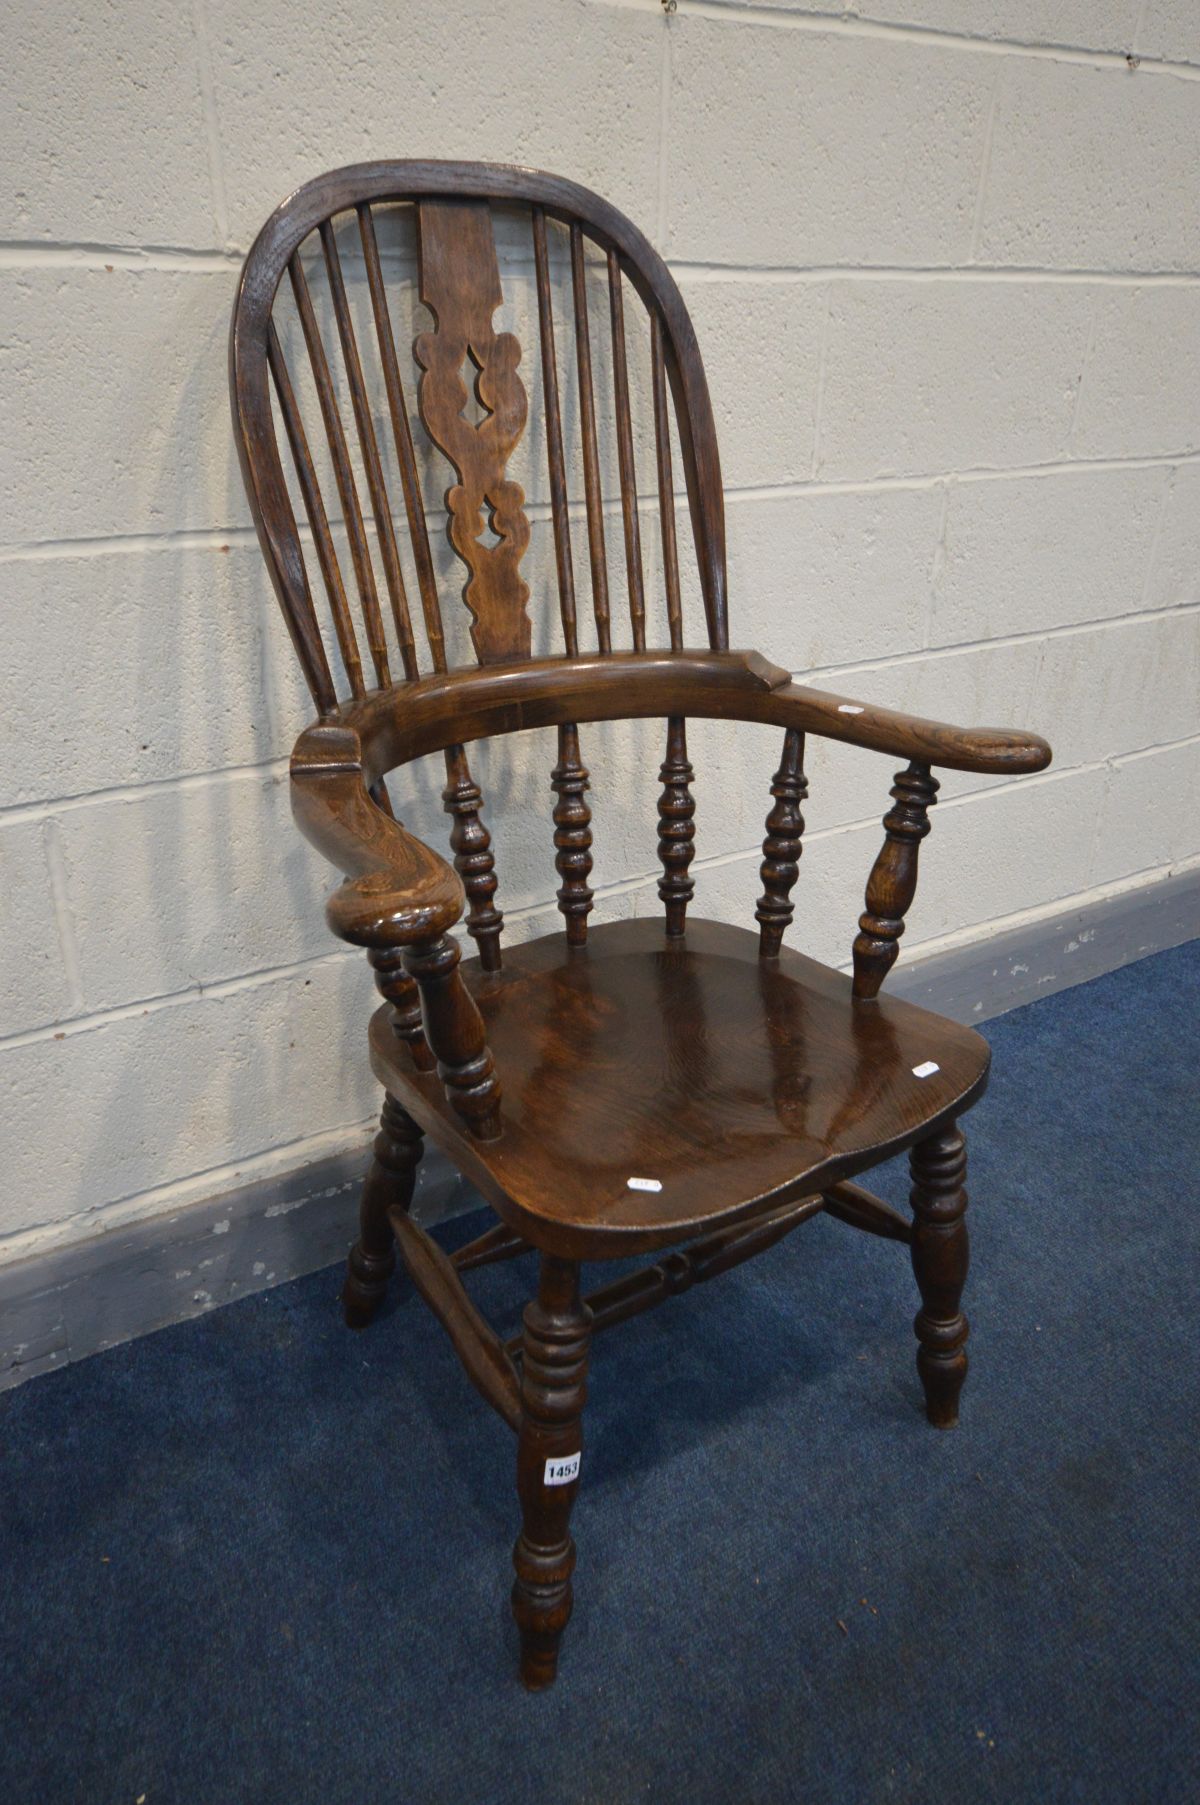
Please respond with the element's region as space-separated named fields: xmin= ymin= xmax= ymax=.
xmin=229 ymin=160 xmax=1051 ymax=1689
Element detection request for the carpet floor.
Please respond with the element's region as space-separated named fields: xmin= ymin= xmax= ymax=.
xmin=2 ymin=942 xmax=1197 ymax=1804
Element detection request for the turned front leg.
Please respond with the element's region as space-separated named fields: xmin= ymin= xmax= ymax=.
xmin=342 ymin=1094 xmax=424 ymax=1329
xmin=909 ymin=1124 xmax=970 ymax=1427
xmin=512 ymin=1255 xmax=592 ymax=1690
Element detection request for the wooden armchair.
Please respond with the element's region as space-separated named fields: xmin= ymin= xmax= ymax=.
xmin=229 ymin=161 xmax=1051 ymax=1689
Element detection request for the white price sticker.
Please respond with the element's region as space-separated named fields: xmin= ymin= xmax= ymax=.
xmin=544 ymin=1453 xmax=581 ymax=1487
xmin=912 ymin=1060 xmax=940 ymax=1079
xmin=626 ymin=1176 xmax=662 ymax=1192
xmin=837 ymin=704 xmax=864 ymax=715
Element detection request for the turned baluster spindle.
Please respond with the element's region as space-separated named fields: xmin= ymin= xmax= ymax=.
xmin=512 ymin=1255 xmax=592 ymax=1690
xmin=402 ymin=935 xmax=502 ymax=1140
xmin=571 ymin=222 xmax=611 ymax=653
xmin=550 ymin=723 xmax=594 ymax=946
xmin=657 ymin=715 xmax=695 ymax=937
xmin=909 ymin=1124 xmax=970 ymax=1428
xmin=755 ymin=729 xmax=807 ymax=959
xmin=442 ymin=744 xmax=503 ymax=972
xmin=367 ymin=944 xmax=435 ymax=1072
xmin=852 ymin=762 xmax=939 ymax=998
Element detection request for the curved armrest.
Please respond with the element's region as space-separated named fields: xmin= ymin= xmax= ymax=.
xmin=291 ymin=720 xmax=463 ymax=948
xmin=760 ymin=679 xmax=1052 ymax=776
xmin=343 ymin=651 xmax=1051 ymax=780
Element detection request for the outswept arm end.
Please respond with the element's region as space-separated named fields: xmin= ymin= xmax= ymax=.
xmin=290 ymin=720 xmax=464 ymax=948
xmin=761 ymin=676 xmax=1052 ymax=777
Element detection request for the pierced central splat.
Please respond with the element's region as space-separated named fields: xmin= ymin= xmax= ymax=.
xmin=415 ymin=199 xmax=532 ymax=664
xmin=465 ymin=347 xmax=496 ymax=426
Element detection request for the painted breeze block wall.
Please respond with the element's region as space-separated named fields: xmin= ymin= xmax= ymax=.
xmin=2 ymin=0 xmax=1198 ymax=1274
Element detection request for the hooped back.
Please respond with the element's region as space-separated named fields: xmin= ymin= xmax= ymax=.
xmin=229 ymin=160 xmax=729 ymax=716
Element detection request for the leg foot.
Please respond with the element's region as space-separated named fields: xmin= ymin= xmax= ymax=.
xmin=511 ymin=1256 xmax=591 ymax=1689
xmin=341 ymin=1095 xmax=423 ymax=1329
xmin=909 ymin=1122 xmax=969 ymax=1427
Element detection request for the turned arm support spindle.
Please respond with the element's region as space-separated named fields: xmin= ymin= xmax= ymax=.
xmin=442 ymin=742 xmax=504 ymax=971
xmin=657 ymin=715 xmax=696 ymax=937
xmin=852 ymin=761 xmax=939 ymax=999
xmin=291 ymin=722 xmax=502 ymax=1138
xmin=551 ymin=723 xmax=594 ymax=946
xmin=756 ymin=728 xmax=807 ymax=958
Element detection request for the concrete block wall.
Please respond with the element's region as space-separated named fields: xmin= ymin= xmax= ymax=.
xmin=2 ymin=0 xmax=1198 ymax=1271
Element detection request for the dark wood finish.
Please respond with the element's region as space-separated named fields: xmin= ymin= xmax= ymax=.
xmin=550 ymin=723 xmax=594 ymax=945
xmin=357 ymin=202 xmax=445 ymax=670
xmin=330 ymin=650 xmax=1051 ymax=780
xmin=909 ymin=1124 xmax=970 ymax=1427
xmin=320 ymin=219 xmax=418 ymax=679
xmin=342 ymin=1093 xmax=423 ymax=1328
xmin=451 ymin=1221 xmax=531 ymax=1272
xmin=506 ymin=1192 xmax=827 ymax=1346
xmin=570 ymin=221 xmax=611 ymax=653
xmin=442 ymin=743 xmax=503 ymax=971
xmin=608 ymin=250 xmax=646 ymax=651
xmin=651 ymin=310 xmax=684 ymax=649
xmin=532 ymin=206 xmax=578 ymax=657
xmin=289 ymin=252 xmax=391 ymax=688
xmin=822 ymin=1179 xmax=912 ymax=1244
xmin=656 ymin=715 xmax=695 ymax=937
xmin=390 ymin=1206 xmax=522 ymax=1432
xmin=267 ymin=321 xmax=364 ymax=698
xmin=756 ymin=728 xmax=807 ymax=958
xmin=370 ymin=917 xmax=990 ymax=1258
xmin=415 ymin=198 xmax=532 ymax=665
xmin=230 ymin=160 xmax=1053 ymax=1688
xmin=853 ymin=763 xmax=940 ymax=999
xmin=401 ymin=933 xmax=503 ymax=1140
xmin=368 ymin=944 xmax=434 ymax=1072
xmin=512 ymin=1255 xmax=591 ymax=1688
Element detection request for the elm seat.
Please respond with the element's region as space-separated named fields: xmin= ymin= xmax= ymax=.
xmin=371 ymin=917 xmax=990 ymax=1256
xmin=229 ymin=158 xmax=1052 ymax=1689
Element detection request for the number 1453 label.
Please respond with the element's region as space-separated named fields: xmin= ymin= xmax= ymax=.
xmin=544 ymin=1453 xmax=581 ymax=1486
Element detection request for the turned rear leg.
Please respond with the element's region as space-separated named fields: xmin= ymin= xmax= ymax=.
xmin=909 ymin=1122 xmax=969 ymax=1427
xmin=342 ymin=1094 xmax=423 ymax=1329
xmin=511 ymin=1255 xmax=592 ymax=1690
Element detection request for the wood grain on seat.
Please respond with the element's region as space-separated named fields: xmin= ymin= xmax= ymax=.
xmin=370 ymin=917 xmax=989 ymax=1257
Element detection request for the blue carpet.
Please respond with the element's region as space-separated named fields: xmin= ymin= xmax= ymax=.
xmin=2 ymin=943 xmax=1197 ymax=1804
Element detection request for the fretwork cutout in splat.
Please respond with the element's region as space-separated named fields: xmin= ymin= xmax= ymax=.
xmin=415 ymin=198 xmax=532 ymax=664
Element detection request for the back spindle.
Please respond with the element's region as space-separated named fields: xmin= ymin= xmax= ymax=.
xmin=320 ymin=219 xmax=419 ymax=680
xmin=651 ymin=311 xmax=683 ymax=651
xmin=608 ymin=250 xmax=646 ymax=651
xmin=357 ymin=201 xmax=446 ymax=672
xmin=443 ymin=744 xmax=504 ymax=971
xmin=657 ymin=716 xmax=695 ymax=936
xmin=532 ymin=208 xmax=578 ymax=657
xmin=266 ymin=320 xmax=360 ymax=704
xmin=755 ymin=730 xmax=807 ymax=958
xmin=289 ymin=250 xmax=392 ymax=688
xmin=551 ymin=724 xmax=594 ymax=945
xmin=571 ymin=223 xmax=611 ymax=653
